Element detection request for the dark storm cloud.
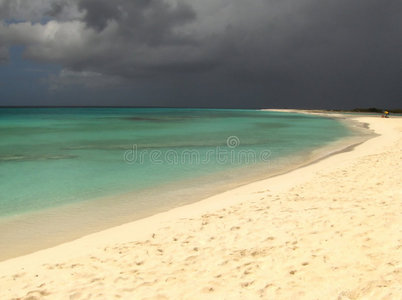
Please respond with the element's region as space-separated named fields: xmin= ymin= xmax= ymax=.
xmin=0 ymin=0 xmax=79 ymax=22
xmin=78 ymin=0 xmax=196 ymax=44
xmin=0 ymin=0 xmax=401 ymax=108
xmin=207 ymin=0 xmax=402 ymax=108
xmin=47 ymin=2 xmax=67 ymax=17
xmin=225 ymin=0 xmax=402 ymax=107
xmin=78 ymin=0 xmax=121 ymax=31
xmin=0 ymin=0 xmax=46 ymax=20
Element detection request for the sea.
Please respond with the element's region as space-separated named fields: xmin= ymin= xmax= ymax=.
xmin=0 ymin=108 xmax=368 ymax=259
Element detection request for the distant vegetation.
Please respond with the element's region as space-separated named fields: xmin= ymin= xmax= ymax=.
xmin=352 ymin=107 xmax=383 ymax=113
xmin=332 ymin=108 xmax=402 ymax=114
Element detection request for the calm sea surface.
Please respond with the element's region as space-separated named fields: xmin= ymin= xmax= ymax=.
xmin=0 ymin=108 xmax=362 ymax=259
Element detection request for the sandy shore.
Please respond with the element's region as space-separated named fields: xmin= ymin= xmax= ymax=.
xmin=0 ymin=114 xmax=401 ymax=299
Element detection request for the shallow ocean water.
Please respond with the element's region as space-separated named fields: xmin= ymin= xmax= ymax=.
xmin=0 ymin=108 xmax=367 ymax=259
xmin=0 ymin=108 xmax=353 ymax=218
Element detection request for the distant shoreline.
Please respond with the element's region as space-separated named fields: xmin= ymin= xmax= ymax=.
xmin=1 ymin=106 xmax=401 ymax=113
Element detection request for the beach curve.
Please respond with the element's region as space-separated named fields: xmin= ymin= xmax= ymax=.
xmin=0 ymin=113 xmax=401 ymax=299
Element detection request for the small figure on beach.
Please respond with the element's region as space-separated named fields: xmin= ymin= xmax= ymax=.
xmin=382 ymin=110 xmax=390 ymax=118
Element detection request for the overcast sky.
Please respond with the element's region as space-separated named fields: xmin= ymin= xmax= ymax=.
xmin=0 ymin=0 xmax=401 ymax=108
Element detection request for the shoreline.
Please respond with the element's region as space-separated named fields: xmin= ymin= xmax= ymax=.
xmin=0 ymin=113 xmax=381 ymax=249
xmin=0 ymin=112 xmax=370 ymax=262
xmin=1 ymin=112 xmax=401 ymax=298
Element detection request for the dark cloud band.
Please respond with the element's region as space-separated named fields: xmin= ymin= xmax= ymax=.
xmin=0 ymin=0 xmax=401 ymax=108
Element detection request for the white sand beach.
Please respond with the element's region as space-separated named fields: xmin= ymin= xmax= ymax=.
xmin=0 ymin=114 xmax=401 ymax=299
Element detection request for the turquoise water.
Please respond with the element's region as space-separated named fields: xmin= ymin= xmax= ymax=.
xmin=0 ymin=108 xmax=366 ymax=260
xmin=0 ymin=108 xmax=353 ymax=219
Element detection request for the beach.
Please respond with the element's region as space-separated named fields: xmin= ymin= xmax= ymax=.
xmin=0 ymin=113 xmax=401 ymax=299
xmin=0 ymin=108 xmax=355 ymax=261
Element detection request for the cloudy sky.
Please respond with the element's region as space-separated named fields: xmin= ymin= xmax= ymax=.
xmin=0 ymin=0 xmax=401 ymax=108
